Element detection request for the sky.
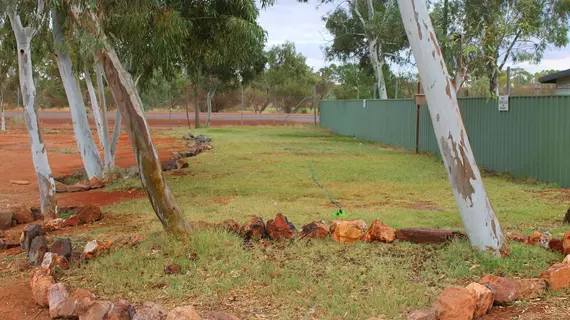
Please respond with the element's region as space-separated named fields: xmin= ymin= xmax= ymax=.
xmin=257 ymin=2 xmax=570 ymax=74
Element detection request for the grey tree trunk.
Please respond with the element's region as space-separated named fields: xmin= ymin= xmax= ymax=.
xmin=8 ymin=5 xmax=58 ymax=219
xmin=206 ymin=90 xmax=215 ymax=128
xmin=95 ymin=62 xmax=113 ymax=171
xmin=52 ymin=9 xmax=103 ymax=179
xmin=75 ymin=9 xmax=191 ymax=236
xmin=398 ymin=0 xmax=507 ymax=255
xmin=353 ymin=0 xmax=388 ymax=99
xmin=194 ymin=85 xmax=200 ymax=128
xmin=110 ymin=109 xmax=121 ymax=159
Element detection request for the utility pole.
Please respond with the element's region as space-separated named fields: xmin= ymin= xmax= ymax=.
xmin=398 ymin=0 xmax=507 ymax=255
xmin=506 ymin=67 xmax=511 ymax=96
xmin=312 ymin=86 xmax=317 ymax=126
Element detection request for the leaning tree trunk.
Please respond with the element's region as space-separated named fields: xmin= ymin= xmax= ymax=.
xmin=53 ymin=9 xmax=103 ymax=179
xmin=397 ymin=0 xmax=507 ymax=255
xmin=194 ymin=85 xmax=200 ymax=128
xmin=73 ymin=9 xmax=191 ymax=235
xmin=8 ymin=9 xmax=57 ymax=218
xmin=110 ymin=108 xmax=121 ymax=160
xmin=205 ymin=90 xmax=215 ymax=128
xmin=95 ymin=62 xmax=113 ymax=171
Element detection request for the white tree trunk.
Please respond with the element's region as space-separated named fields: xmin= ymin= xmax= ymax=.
xmin=8 ymin=8 xmax=58 ymax=218
xmin=206 ymin=90 xmax=215 ymax=127
xmin=52 ymin=9 xmax=103 ymax=179
xmin=110 ymin=109 xmax=121 ymax=160
xmin=398 ymin=0 xmax=507 ymax=255
xmin=353 ymin=1 xmax=388 ymax=99
xmin=95 ymin=62 xmax=113 ymax=171
xmin=1 ymin=91 xmax=5 ymax=131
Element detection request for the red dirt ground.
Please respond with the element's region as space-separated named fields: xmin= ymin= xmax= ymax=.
xmin=0 ymin=126 xmax=177 ymax=320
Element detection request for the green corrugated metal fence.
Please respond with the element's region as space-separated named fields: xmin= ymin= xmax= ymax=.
xmin=320 ymin=95 xmax=570 ymax=187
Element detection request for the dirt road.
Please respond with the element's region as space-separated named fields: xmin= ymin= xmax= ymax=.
xmin=3 ymin=111 xmax=318 ymax=127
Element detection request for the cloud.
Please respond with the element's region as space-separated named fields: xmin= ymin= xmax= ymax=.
xmin=258 ymin=2 xmax=336 ymax=70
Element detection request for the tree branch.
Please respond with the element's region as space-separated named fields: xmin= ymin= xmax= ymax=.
xmin=498 ymin=29 xmax=522 ymax=70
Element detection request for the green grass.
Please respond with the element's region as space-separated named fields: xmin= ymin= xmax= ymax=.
xmin=63 ymin=126 xmax=569 ymax=319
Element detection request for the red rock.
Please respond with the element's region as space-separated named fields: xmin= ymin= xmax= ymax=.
xmin=83 ymin=300 xmax=112 ymax=319
xmin=50 ymin=238 xmax=72 ymax=259
xmin=105 ymin=299 xmax=135 ymax=320
xmin=299 ymin=221 xmax=329 ymax=239
xmin=48 ymin=283 xmax=76 ymax=318
xmin=466 ymin=282 xmax=494 ymax=318
xmin=219 ymin=220 xmax=240 ymax=233
xmin=176 ymin=159 xmax=189 ymax=170
xmin=88 ymin=177 xmax=105 ymax=189
xmin=266 ymin=214 xmax=296 ymax=240
xmin=133 ymin=302 xmax=168 ymax=320
xmin=330 ymin=220 xmax=368 ymax=244
xmin=29 ymin=236 xmax=48 ymax=265
xmin=506 ymin=232 xmax=529 ymax=243
xmin=540 ymin=263 xmax=570 ymax=290
xmin=62 ymin=215 xmax=81 ymax=228
xmin=166 ymin=306 xmax=201 ymax=320
xmin=71 ymin=290 xmax=97 ymax=315
xmin=12 ymin=205 xmax=35 ymax=224
xmin=30 ymin=268 xmax=55 ymax=307
xmin=395 ymin=228 xmax=467 ymax=244
xmin=76 ymin=205 xmax=103 ymax=224
xmin=538 ymin=232 xmax=552 ymax=249
xmin=405 ymin=308 xmax=438 ymax=320
xmin=435 ymin=286 xmax=477 ymax=320
xmin=529 ymin=232 xmax=542 ymax=245
xmin=479 ymin=275 xmax=519 ymax=304
xmin=515 ymin=278 xmax=546 ymax=299
xmin=10 ymin=180 xmax=30 ymax=185
xmin=0 ymin=230 xmax=4 ymax=238
xmin=563 ymin=231 xmax=570 ymax=257
xmin=165 ymin=264 xmax=182 ymax=275
xmin=564 ymin=255 xmax=570 ymax=264
xmin=84 ymin=240 xmax=111 ymax=260
xmin=206 ymin=312 xmax=240 ymax=320
xmin=240 ymin=216 xmax=267 ymax=240
xmin=549 ymin=238 xmax=564 ymax=253
xmin=363 ymin=220 xmax=396 ymax=243
xmin=43 ymin=219 xmax=64 ymax=232
xmin=56 ymin=255 xmax=71 ymax=270
xmin=41 ymin=252 xmax=57 ymax=273
xmin=0 ymin=210 xmax=13 ymax=230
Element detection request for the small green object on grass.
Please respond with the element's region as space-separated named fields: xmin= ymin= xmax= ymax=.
xmin=332 ymin=208 xmax=347 ymax=217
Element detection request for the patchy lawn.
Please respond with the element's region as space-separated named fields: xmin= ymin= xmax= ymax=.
xmin=60 ymin=126 xmax=569 ymax=319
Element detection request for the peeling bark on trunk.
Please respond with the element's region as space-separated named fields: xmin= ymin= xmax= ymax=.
xmin=206 ymin=90 xmax=215 ymax=128
xmin=95 ymin=62 xmax=113 ymax=171
xmin=398 ymin=0 xmax=507 ymax=255
xmin=73 ymin=10 xmax=191 ymax=235
xmin=194 ymin=85 xmax=200 ymax=128
xmin=8 ymin=8 xmax=57 ymax=218
xmin=185 ymin=88 xmax=191 ymax=129
xmin=101 ymin=48 xmax=191 ymax=235
xmin=53 ymin=9 xmax=103 ymax=179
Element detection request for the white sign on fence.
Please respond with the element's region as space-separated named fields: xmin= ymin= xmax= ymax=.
xmin=498 ymin=96 xmax=509 ymax=112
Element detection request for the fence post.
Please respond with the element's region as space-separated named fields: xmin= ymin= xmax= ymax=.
xmin=312 ymin=86 xmax=317 ymax=126
xmin=506 ymin=67 xmax=511 ymax=96
xmin=398 ymin=0 xmax=507 ymax=255
xmin=415 ymin=82 xmax=421 ymax=154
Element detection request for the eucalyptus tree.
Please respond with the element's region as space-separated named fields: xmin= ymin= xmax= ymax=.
xmin=2 ymin=0 xmax=57 ymax=218
xmin=52 ymin=6 xmax=104 ymax=179
xmin=398 ymin=0 xmax=507 ymax=255
xmin=322 ymin=0 xmax=408 ymax=99
xmin=0 ymin=16 xmax=17 ymax=131
xmin=171 ymin=0 xmax=267 ymax=127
